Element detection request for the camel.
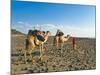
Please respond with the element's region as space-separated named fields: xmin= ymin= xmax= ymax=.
xmin=53 ymin=30 xmax=71 ymax=49
xmin=25 ymin=30 xmax=50 ymax=63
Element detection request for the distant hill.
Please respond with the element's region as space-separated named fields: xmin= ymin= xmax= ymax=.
xmin=11 ymin=29 xmax=25 ymax=35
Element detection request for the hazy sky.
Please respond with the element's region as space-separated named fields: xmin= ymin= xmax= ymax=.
xmin=11 ymin=0 xmax=96 ymax=37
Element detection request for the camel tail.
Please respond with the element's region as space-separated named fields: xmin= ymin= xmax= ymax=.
xmin=25 ymin=39 xmax=29 ymax=50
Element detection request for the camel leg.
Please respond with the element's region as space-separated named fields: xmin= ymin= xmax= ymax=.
xmin=56 ymin=41 xmax=59 ymax=49
xmin=41 ymin=44 xmax=43 ymax=60
xmin=55 ymin=37 xmax=59 ymax=49
xmin=28 ymin=50 xmax=32 ymax=60
xmin=41 ymin=44 xmax=43 ymax=51
xmin=60 ymin=44 xmax=62 ymax=57
xmin=24 ymin=50 xmax=27 ymax=64
xmin=42 ymin=44 xmax=44 ymax=51
xmin=57 ymin=43 xmax=58 ymax=48
xmin=29 ymin=50 xmax=36 ymax=64
xmin=39 ymin=45 xmax=42 ymax=60
xmin=25 ymin=50 xmax=31 ymax=64
xmin=39 ymin=44 xmax=44 ymax=60
xmin=61 ymin=43 xmax=63 ymax=55
xmin=62 ymin=43 xmax=64 ymax=49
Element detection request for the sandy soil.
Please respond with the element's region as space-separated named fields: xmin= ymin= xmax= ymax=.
xmin=11 ymin=35 xmax=96 ymax=75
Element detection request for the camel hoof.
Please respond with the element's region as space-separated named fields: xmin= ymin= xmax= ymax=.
xmin=32 ymin=60 xmax=36 ymax=64
xmin=59 ymin=48 xmax=61 ymax=50
xmin=39 ymin=57 xmax=43 ymax=61
xmin=25 ymin=61 xmax=28 ymax=64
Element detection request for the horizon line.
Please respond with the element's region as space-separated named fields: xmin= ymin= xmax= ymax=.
xmin=11 ymin=28 xmax=96 ymax=38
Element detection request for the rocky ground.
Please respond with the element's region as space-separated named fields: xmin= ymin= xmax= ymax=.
xmin=11 ymin=35 xmax=96 ymax=75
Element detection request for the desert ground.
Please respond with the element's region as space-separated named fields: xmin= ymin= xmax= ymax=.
xmin=11 ymin=33 xmax=96 ymax=75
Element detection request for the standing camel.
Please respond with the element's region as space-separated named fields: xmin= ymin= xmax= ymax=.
xmin=53 ymin=29 xmax=71 ymax=49
xmin=25 ymin=30 xmax=50 ymax=63
xmin=33 ymin=31 xmax=50 ymax=59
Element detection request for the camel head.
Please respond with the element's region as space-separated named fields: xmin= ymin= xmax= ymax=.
xmin=66 ymin=34 xmax=71 ymax=38
xmin=64 ymin=34 xmax=71 ymax=40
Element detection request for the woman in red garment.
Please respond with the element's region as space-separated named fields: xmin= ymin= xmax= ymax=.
xmin=72 ymin=37 xmax=77 ymax=50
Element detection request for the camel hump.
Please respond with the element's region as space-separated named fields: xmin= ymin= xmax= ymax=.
xmin=56 ymin=29 xmax=64 ymax=36
xmin=28 ymin=29 xmax=39 ymax=36
xmin=59 ymin=32 xmax=64 ymax=36
xmin=56 ymin=32 xmax=64 ymax=36
xmin=37 ymin=35 xmax=45 ymax=42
